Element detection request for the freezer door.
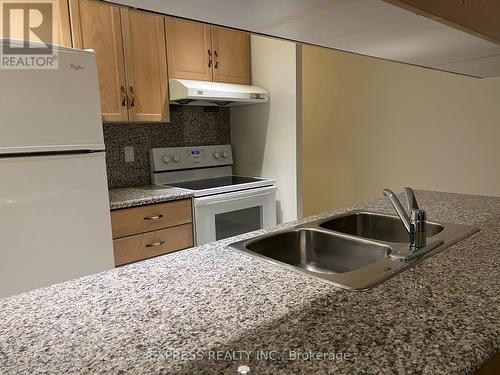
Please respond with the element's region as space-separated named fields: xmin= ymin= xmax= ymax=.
xmin=0 ymin=152 xmax=114 ymax=297
xmin=0 ymin=47 xmax=104 ymax=154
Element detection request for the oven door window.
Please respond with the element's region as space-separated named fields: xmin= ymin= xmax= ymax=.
xmin=215 ymin=206 xmax=262 ymax=240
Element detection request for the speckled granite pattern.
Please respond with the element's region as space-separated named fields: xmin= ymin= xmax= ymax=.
xmin=103 ymin=105 xmax=230 ymax=189
xmin=0 ymin=191 xmax=498 ymax=374
xmin=109 ymin=185 xmax=193 ymax=210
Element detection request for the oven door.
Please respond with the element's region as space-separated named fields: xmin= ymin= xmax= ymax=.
xmin=193 ymin=185 xmax=277 ymax=245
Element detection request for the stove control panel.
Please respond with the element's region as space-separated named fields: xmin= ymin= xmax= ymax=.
xmin=150 ymin=145 xmax=233 ymax=172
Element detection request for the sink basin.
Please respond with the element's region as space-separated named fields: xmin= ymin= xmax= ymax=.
xmin=228 ymin=209 xmax=479 ymax=291
xmin=319 ymin=212 xmax=444 ymax=243
xmin=246 ymin=229 xmax=390 ymax=274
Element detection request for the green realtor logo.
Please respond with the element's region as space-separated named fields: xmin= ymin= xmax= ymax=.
xmin=1 ymin=0 xmax=58 ymax=68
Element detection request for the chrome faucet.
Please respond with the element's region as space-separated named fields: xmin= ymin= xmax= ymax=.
xmin=383 ymin=187 xmax=427 ymax=251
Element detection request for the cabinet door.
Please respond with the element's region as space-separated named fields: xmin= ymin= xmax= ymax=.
xmin=166 ymin=17 xmax=213 ymax=81
xmin=211 ymin=27 xmax=251 ymax=84
xmin=70 ymin=0 xmax=128 ymax=122
xmin=121 ymin=9 xmax=169 ymax=122
xmin=58 ymin=0 xmax=72 ymax=46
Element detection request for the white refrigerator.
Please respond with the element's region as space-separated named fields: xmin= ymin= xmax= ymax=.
xmin=0 ymin=42 xmax=115 ymax=298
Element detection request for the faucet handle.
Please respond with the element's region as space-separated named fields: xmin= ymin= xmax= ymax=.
xmin=404 ymin=187 xmax=419 ymax=211
xmin=410 ymin=208 xmax=426 ymax=222
xmin=410 ymin=208 xmax=427 ymax=249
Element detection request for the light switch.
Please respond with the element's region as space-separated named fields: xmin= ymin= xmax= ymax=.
xmin=124 ymin=146 xmax=134 ymax=162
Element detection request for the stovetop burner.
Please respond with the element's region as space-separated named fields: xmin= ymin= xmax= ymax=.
xmin=167 ymin=176 xmax=265 ymax=191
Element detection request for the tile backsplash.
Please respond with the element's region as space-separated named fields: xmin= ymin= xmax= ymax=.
xmin=103 ymin=106 xmax=230 ymax=189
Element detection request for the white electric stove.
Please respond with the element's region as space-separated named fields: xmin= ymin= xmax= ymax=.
xmin=150 ymin=145 xmax=277 ymax=245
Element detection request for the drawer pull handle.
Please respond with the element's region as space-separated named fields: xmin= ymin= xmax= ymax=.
xmin=146 ymin=240 xmax=165 ymax=248
xmin=144 ymin=215 xmax=163 ymax=221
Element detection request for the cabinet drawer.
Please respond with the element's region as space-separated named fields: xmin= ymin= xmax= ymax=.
xmin=113 ymin=223 xmax=193 ymax=266
xmin=111 ymin=199 xmax=192 ymax=238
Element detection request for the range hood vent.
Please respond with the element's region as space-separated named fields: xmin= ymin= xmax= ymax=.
xmin=169 ymin=78 xmax=269 ymax=106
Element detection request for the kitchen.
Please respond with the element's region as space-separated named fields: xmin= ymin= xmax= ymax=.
xmin=0 ymin=0 xmax=499 ymax=374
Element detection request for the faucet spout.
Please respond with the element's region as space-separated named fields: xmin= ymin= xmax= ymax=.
xmin=383 ymin=189 xmax=411 ymax=233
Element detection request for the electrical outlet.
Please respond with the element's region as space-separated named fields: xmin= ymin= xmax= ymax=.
xmin=124 ymin=146 xmax=134 ymax=162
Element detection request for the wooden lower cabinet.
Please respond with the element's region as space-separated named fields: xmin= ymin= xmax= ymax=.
xmin=111 ymin=199 xmax=194 ymax=266
xmin=113 ymin=223 xmax=193 ymax=266
xmin=111 ymin=199 xmax=192 ymax=238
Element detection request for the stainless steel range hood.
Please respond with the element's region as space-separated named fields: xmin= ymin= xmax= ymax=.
xmin=169 ymin=78 xmax=269 ymax=106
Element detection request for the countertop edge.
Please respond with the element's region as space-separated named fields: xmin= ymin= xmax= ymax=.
xmin=108 ymin=186 xmax=194 ymax=210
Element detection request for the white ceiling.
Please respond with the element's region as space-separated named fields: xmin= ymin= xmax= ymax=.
xmin=114 ymin=0 xmax=332 ymax=31
xmin=113 ymin=0 xmax=500 ymax=77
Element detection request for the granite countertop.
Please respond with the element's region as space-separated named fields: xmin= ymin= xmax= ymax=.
xmin=108 ymin=185 xmax=193 ymax=210
xmin=0 ymin=191 xmax=498 ymax=374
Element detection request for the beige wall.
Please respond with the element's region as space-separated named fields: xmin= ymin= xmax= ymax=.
xmin=231 ymin=35 xmax=299 ymax=223
xmin=302 ymin=45 xmax=500 ymax=217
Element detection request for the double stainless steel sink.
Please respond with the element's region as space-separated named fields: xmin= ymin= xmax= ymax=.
xmin=228 ymin=211 xmax=479 ymax=291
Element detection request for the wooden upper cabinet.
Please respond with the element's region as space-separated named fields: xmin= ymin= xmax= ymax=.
xmin=70 ymin=0 xmax=170 ymax=123
xmin=211 ymin=27 xmax=251 ymax=85
xmin=70 ymin=0 xmax=128 ymax=122
xmin=58 ymin=0 xmax=73 ymax=47
xmin=122 ymin=9 xmax=169 ymax=122
xmin=166 ymin=18 xmax=251 ymax=84
xmin=166 ymin=18 xmax=213 ymax=81
xmin=68 ymin=1 xmax=251 ymax=121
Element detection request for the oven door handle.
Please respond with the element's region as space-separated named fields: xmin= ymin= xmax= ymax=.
xmin=194 ymin=186 xmax=277 ymax=207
